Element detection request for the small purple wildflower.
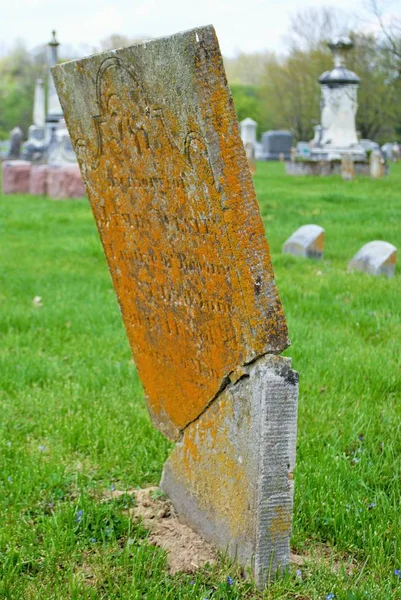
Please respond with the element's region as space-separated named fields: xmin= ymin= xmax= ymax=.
xmin=368 ymin=502 xmax=376 ymax=510
xmin=227 ymin=576 xmax=234 ymax=586
xmin=7 ymin=476 xmax=13 ymax=483
xmin=189 ymin=580 xmax=194 ymax=585
xmin=75 ymin=509 xmax=83 ymax=522
xmin=39 ymin=445 xmax=46 ymax=452
xmin=394 ymin=569 xmax=401 ymax=578
xmin=296 ymin=568 xmax=302 ymax=579
xmin=90 ymin=537 xmax=96 ymax=543
xmin=326 ymin=594 xmax=335 ymax=600
xmin=110 ymin=484 xmax=116 ymax=491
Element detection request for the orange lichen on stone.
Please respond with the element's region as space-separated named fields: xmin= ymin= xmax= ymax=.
xmin=52 ymin=26 xmax=289 ymax=440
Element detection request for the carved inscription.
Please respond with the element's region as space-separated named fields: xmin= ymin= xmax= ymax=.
xmin=53 ymin=27 xmax=288 ymax=439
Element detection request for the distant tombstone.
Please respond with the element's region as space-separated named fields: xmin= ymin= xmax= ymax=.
xmin=244 ymin=142 xmax=256 ymax=175
xmin=290 ymin=147 xmax=296 ymax=162
xmin=7 ymin=127 xmax=23 ymax=160
xmin=370 ymin=150 xmax=383 ymax=179
xmin=341 ymin=153 xmax=354 ymax=180
xmin=2 ymin=160 xmax=31 ymax=194
xmin=348 ymin=241 xmax=397 ymax=278
xmin=381 ymin=143 xmax=393 ymax=161
xmin=240 ymin=117 xmax=257 ymax=147
xmin=262 ymin=130 xmax=293 ymax=160
xmin=48 ymin=122 xmax=78 ymax=165
xmin=29 ymin=164 xmax=49 ymax=195
xmin=283 ymin=224 xmax=325 ymax=259
xmin=22 ymin=125 xmax=50 ymax=162
xmin=279 ymin=152 xmax=285 ymax=162
xmin=53 ymin=25 xmax=298 ymax=587
xmin=392 ymin=142 xmax=400 ymax=162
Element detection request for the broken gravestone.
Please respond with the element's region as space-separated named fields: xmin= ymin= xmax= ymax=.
xmin=348 ymin=241 xmax=397 ymax=278
xmin=52 ymin=26 xmax=298 ymax=586
xmin=283 ymin=224 xmax=325 ymax=259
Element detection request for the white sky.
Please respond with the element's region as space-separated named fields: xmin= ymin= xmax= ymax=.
xmin=1 ymin=0 xmax=400 ymax=57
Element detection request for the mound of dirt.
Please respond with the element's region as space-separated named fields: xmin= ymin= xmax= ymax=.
xmin=106 ymin=486 xmax=217 ymax=574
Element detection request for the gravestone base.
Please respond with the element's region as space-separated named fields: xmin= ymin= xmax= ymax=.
xmin=30 ymin=164 xmax=49 ymax=195
xmin=47 ymin=164 xmax=85 ymax=199
xmin=161 ymin=354 xmax=298 ymax=588
xmin=285 ymin=160 xmax=388 ymax=177
xmin=2 ymin=160 xmax=32 ymax=194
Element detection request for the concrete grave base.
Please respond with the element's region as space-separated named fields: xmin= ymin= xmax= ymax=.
xmin=47 ymin=164 xmax=85 ymax=199
xmin=2 ymin=160 xmax=32 ymax=194
xmin=161 ymin=354 xmax=298 ymax=587
xmin=30 ymin=164 xmax=49 ymax=195
xmin=285 ymin=160 xmax=389 ymax=177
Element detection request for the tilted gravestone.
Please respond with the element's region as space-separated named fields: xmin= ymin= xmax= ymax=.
xmin=53 ymin=26 xmax=298 ymax=586
xmin=348 ymin=241 xmax=397 ymax=278
xmin=283 ymin=224 xmax=325 ymax=259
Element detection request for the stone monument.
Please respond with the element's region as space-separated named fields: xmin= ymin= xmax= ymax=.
xmin=22 ymin=79 xmax=50 ymax=163
xmin=53 ymin=26 xmax=298 ymax=586
xmin=310 ymin=39 xmax=365 ymax=161
xmin=348 ymin=241 xmax=397 ymax=278
xmin=240 ymin=118 xmax=257 ymax=174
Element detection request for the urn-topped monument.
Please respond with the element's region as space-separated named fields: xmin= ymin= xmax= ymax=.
xmin=311 ymin=38 xmax=366 ymax=161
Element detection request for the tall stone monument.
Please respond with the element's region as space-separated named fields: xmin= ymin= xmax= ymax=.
xmin=53 ymin=26 xmax=298 ymax=586
xmin=311 ymin=39 xmax=365 ymax=161
xmin=22 ymin=79 xmax=50 ymax=162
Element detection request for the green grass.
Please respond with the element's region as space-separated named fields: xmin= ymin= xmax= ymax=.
xmin=0 ymin=163 xmax=400 ymax=599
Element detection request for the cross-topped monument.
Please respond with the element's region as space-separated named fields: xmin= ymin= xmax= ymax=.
xmin=53 ymin=26 xmax=298 ymax=586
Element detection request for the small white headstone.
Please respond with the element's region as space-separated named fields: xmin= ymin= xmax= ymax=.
xmin=283 ymin=224 xmax=325 ymax=259
xmin=240 ymin=117 xmax=257 ymax=147
xmin=348 ymin=241 xmax=397 ymax=278
xmin=370 ymin=150 xmax=383 ymax=179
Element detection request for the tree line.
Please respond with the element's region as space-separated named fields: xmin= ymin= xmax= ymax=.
xmin=0 ymin=6 xmax=400 ymax=144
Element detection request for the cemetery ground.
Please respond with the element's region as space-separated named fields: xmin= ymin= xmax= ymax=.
xmin=0 ymin=162 xmax=400 ymax=600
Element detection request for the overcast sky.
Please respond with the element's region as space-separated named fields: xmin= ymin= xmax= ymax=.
xmin=1 ymin=0 xmax=400 ymax=57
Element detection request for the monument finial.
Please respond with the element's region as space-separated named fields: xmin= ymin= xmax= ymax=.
xmin=328 ymin=37 xmax=353 ymax=68
xmin=49 ymin=30 xmax=60 ymax=47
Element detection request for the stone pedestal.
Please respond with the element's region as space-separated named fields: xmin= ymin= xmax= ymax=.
xmin=161 ymin=354 xmax=298 ymax=588
xmin=47 ymin=165 xmax=85 ymax=199
xmin=30 ymin=165 xmax=49 ymax=195
xmin=2 ymin=161 xmax=32 ymax=194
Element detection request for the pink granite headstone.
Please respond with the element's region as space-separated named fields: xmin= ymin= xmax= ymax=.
xmin=29 ymin=165 xmax=49 ymax=195
xmin=2 ymin=161 xmax=32 ymax=194
xmin=47 ymin=165 xmax=85 ymax=199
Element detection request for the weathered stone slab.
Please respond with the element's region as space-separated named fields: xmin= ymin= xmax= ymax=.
xmin=161 ymin=354 xmax=298 ymax=587
xmin=2 ymin=160 xmax=31 ymax=194
xmin=341 ymin=153 xmax=354 ymax=180
xmin=283 ymin=224 xmax=325 ymax=259
xmin=348 ymin=241 xmax=397 ymax=278
xmin=53 ymin=26 xmax=289 ymax=440
xmin=47 ymin=165 xmax=85 ymax=199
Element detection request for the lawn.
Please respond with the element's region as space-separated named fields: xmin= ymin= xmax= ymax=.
xmin=0 ymin=162 xmax=400 ymax=599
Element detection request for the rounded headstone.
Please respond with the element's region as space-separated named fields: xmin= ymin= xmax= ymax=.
xmin=348 ymin=241 xmax=397 ymax=278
